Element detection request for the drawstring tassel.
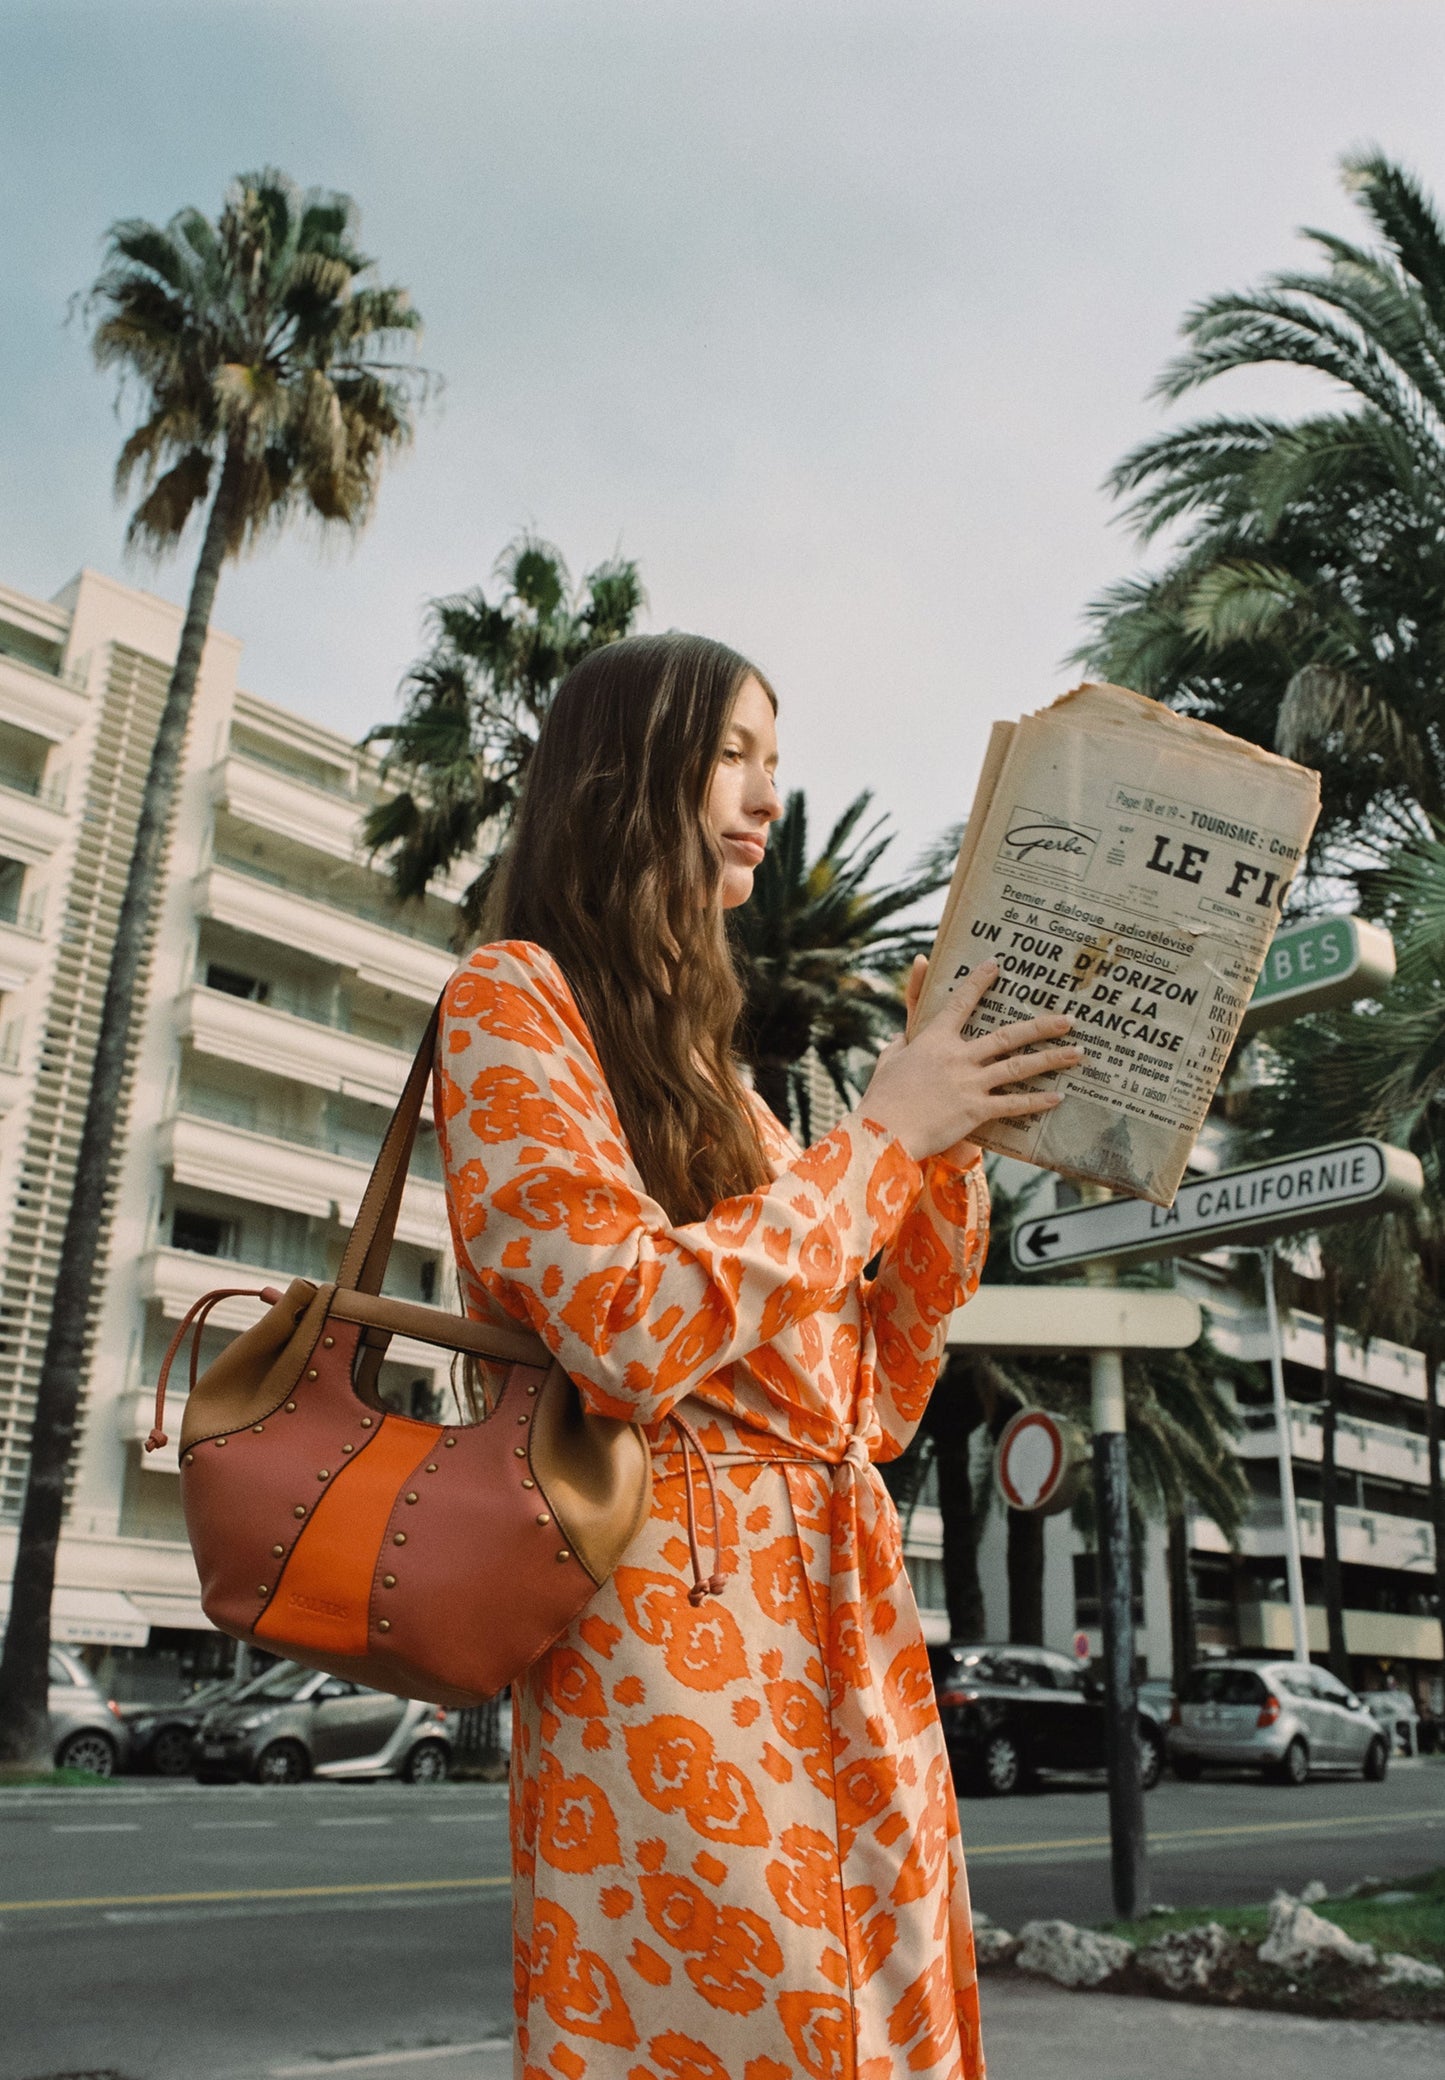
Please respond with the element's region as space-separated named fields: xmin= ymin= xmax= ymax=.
xmin=146 ymin=1286 xmax=284 ymax=1452
xmin=667 ymin=1412 xmax=727 ymax=1603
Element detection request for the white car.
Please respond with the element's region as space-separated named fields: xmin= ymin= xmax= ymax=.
xmin=1358 ymin=1689 xmax=1420 ymax=1756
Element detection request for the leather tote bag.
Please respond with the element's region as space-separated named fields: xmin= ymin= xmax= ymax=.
xmin=144 ymin=996 xmax=674 ymax=1708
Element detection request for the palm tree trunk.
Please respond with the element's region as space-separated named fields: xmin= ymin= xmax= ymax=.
xmin=1007 ymin=1508 xmax=1045 ymax=1646
xmin=1319 ymin=1263 xmax=1349 ymax=1681
xmin=752 ymin=1057 xmax=793 ymax=1131
xmin=1167 ymin=1511 xmax=1196 ymax=1691
xmin=1425 ymin=1345 xmax=1445 ymax=1677
xmin=0 ymin=447 xmax=242 ymax=1764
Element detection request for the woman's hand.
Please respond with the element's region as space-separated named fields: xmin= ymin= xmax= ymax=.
xmin=861 ymin=954 xmax=1080 ymax=1165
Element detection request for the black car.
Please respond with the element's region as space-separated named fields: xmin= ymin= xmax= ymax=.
xmin=123 ymin=1673 xmax=254 ymax=1776
xmin=928 ymin=1642 xmax=1166 ymax=1796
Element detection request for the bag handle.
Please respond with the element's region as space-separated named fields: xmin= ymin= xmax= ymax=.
xmin=337 ymin=995 xmax=444 ymax=1297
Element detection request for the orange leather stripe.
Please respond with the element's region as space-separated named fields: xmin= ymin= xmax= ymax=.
xmin=256 ymin=1418 xmax=443 ymax=1658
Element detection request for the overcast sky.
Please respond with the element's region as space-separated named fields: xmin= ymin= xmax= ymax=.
xmin=4 ymin=1 xmax=1444 ymax=877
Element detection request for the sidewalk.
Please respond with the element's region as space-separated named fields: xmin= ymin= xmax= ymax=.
xmin=230 ymin=1987 xmax=1444 ymax=2080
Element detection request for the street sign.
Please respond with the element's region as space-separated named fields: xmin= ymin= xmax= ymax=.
xmin=947 ymin=1286 xmax=1200 ymax=1351
xmin=1011 ymin=1137 xmax=1424 ymax=1273
xmin=994 ymin=1409 xmax=1087 ymax=1516
xmin=1240 ymin=914 xmax=1394 ymax=1034
xmin=1073 ymin=1630 xmax=1091 ymax=1662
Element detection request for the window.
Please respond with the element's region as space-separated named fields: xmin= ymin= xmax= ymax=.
xmin=205 ymin=962 xmax=270 ymax=1003
xmin=419 ymin=1258 xmax=437 ymax=1303
xmin=1181 ymin=1667 xmax=1266 ymax=1707
xmin=171 ymin=1208 xmax=237 ymax=1258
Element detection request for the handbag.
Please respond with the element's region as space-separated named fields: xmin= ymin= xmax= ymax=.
xmin=145 ymin=993 xmax=722 ymax=1708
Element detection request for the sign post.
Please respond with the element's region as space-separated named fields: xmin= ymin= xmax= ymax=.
xmin=1259 ymin=1245 xmax=1311 ymax=1664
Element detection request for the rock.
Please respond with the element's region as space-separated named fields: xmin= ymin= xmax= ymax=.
xmin=1257 ymin=1892 xmax=1377 ymax=1973
xmin=1137 ymin=1921 xmax=1231 ymax=1993
xmin=1015 ymin=1919 xmax=1134 ymax=1988
xmin=1299 ymin=1880 xmax=1328 ymax=1905
xmin=1379 ymin=1952 xmax=1445 ymax=1988
xmin=974 ymin=1926 xmax=1018 ymax=1967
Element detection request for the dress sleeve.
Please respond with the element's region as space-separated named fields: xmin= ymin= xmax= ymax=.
xmin=434 ymin=942 xmax=929 ymax=1427
xmin=865 ymin=1148 xmax=990 ymax=1461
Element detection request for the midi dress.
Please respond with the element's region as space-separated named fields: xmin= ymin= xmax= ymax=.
xmin=434 ymin=941 xmax=991 ymax=2080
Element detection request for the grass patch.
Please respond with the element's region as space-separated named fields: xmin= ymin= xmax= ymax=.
xmin=0 ymin=1764 xmax=113 ymax=1788
xmin=1101 ymin=1866 xmax=1445 ymax=1970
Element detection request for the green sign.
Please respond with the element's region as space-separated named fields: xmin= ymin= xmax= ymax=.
xmin=1239 ymin=914 xmax=1395 ymax=1034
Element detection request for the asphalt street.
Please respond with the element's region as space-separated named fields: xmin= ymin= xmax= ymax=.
xmin=2 ymin=1761 xmax=1441 ymax=2080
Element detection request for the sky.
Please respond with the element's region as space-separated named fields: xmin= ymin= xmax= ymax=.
xmin=4 ymin=0 xmax=1445 ymax=879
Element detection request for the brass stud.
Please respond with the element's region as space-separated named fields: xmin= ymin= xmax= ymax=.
xmin=425 ymin=1463 xmax=437 ymax=1473
xmin=526 ymin=1383 xmax=538 ymax=1396
xmin=215 ymin=1437 xmax=227 ymax=1448
xmin=516 ymin=1414 xmax=529 ymax=1425
xmin=284 ymin=1401 xmax=297 ymax=1413
xmin=342 ymin=1442 xmax=355 ymax=1454
xmin=405 ymin=1491 xmax=418 ymax=1505
xmin=383 ymin=1573 xmax=396 ymax=1588
xmin=294 ymin=1505 xmax=306 ymax=1519
xmin=184 ymin=1452 xmax=194 ymax=1466
xmin=521 ymin=1478 xmax=535 ymax=1490
xmin=443 ymin=1437 xmax=456 ymax=1449
xmin=513 ymin=1446 xmax=526 ymax=1459
xmin=377 ymin=1618 xmax=391 ymax=1633
xmin=360 ymin=1416 xmax=373 ymax=1429
xmin=258 ymin=1584 xmax=269 ymax=1596
xmin=318 ymin=1469 xmax=330 ymax=1481
xmin=556 ymin=1549 xmax=571 ymax=1564
xmin=252 ymin=1424 xmax=264 ymax=1434
xmin=536 ymin=1513 xmax=551 ymax=1527
xmin=306 ymin=1369 xmax=318 ymax=1381
xmin=393 ymin=1533 xmax=406 ymax=1546
xmin=271 ymin=1544 xmax=284 ymax=1557
xmin=323 ymin=1336 xmax=334 ymax=1349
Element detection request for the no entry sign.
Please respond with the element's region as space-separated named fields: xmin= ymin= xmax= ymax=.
xmin=994 ymin=1408 xmax=1087 ymax=1516
xmin=1012 ymin=1136 xmax=1423 ymax=1272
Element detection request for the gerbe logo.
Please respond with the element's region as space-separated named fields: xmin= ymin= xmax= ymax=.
xmin=1001 ymin=808 xmax=1100 ymax=876
xmin=288 ymin=1591 xmax=349 ymax=1620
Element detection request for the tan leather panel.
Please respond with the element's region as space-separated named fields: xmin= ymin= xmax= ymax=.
xmin=530 ymin=1359 xmax=652 ymax=1583
xmin=178 ymin=1280 xmax=325 ymax=1451
xmin=331 ymin=1287 xmax=551 ymax=1367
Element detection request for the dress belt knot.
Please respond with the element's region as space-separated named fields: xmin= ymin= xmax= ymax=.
xmin=841 ymin=1434 xmax=872 ymax=1471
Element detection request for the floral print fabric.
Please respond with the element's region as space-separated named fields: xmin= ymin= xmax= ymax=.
xmin=435 ymin=942 xmax=990 ymax=2080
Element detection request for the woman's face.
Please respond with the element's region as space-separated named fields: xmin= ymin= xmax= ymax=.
xmin=705 ymin=674 xmax=782 ymax=909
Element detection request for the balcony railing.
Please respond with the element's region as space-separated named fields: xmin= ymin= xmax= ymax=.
xmin=178 ymin=1088 xmax=442 ymax=1180
xmin=212 ymin=851 xmax=455 ymax=952
xmin=1240 ymin=1405 xmax=1436 ymax=1486
xmin=0 ymin=765 xmax=65 ymax=810
xmin=0 ymin=889 xmax=44 ymax=935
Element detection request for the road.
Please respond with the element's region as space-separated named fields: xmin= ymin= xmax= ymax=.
xmin=1 ymin=1762 xmax=1441 ymax=2080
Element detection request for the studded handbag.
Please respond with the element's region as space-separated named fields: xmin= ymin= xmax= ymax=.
xmin=143 ymin=995 xmax=720 ymax=1708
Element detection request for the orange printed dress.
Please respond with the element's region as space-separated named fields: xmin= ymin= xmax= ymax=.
xmin=434 ymin=941 xmax=990 ymax=2080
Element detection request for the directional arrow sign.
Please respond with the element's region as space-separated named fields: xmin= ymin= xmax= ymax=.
xmin=1011 ymin=1138 xmax=1423 ymax=1273
xmin=1239 ymin=915 xmax=1395 ymax=1035
xmin=946 ymin=1287 xmax=1201 ymax=1350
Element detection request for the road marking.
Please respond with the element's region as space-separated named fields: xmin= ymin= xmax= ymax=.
xmin=0 ymin=1876 xmax=511 ymax=1914
xmin=427 ymin=1812 xmax=490 ymax=1823
xmin=192 ymin=1819 xmax=279 ymax=1830
xmin=963 ymin=1805 xmax=1445 ymax=1858
xmin=271 ymin=2045 xmax=510 ymax=2076
xmin=51 ymin=1822 xmax=141 ymax=1834
xmin=316 ymin=1816 xmax=392 ymax=1828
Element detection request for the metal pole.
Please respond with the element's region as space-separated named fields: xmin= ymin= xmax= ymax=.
xmin=1091 ymin=1346 xmax=1148 ymax=1920
xmin=1259 ymin=1245 xmax=1311 ymax=1663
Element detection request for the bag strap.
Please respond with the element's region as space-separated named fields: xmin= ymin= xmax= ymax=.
xmin=337 ymin=995 xmax=444 ymax=1297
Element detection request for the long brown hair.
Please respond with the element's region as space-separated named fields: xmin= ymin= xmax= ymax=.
xmin=493 ymin=633 xmax=776 ymax=1222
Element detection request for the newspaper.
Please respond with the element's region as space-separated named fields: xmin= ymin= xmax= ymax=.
xmin=916 ymin=681 xmax=1321 ymax=1206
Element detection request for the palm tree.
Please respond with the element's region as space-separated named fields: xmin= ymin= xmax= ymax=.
xmin=363 ymin=536 xmax=645 ymax=940
xmin=0 ymin=170 xmax=426 ymax=1765
xmin=728 ymin=793 xmax=953 ymax=1130
xmin=1079 ymin=149 xmax=1445 ymax=885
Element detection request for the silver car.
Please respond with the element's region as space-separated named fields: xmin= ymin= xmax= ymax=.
xmin=1168 ymin=1658 xmax=1389 ymax=1785
xmin=49 ymin=1646 xmax=132 ymax=1777
xmin=193 ymin=1660 xmax=455 ymax=1784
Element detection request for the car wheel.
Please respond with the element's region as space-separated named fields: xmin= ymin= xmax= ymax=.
xmin=403 ymin=1739 xmax=450 ymax=1785
xmin=56 ymin=1729 xmax=117 ymax=1778
xmin=1171 ymin=1755 xmax=1203 ymax=1782
xmin=1137 ymin=1728 xmax=1165 ymax=1792
xmin=149 ymin=1726 xmax=195 ymax=1777
xmin=1272 ymin=1736 xmax=1309 ymax=1787
xmin=254 ymin=1740 xmax=309 ymax=1786
xmin=1362 ymin=1735 xmax=1389 ymax=1783
xmin=974 ymin=1731 xmax=1022 ymax=1797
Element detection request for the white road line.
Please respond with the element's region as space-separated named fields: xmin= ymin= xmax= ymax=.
xmin=270 ymin=2043 xmax=510 ymax=2075
xmin=315 ymin=1815 xmax=392 ymax=1827
xmin=192 ymin=1819 xmax=279 ymax=1830
xmin=52 ymin=1822 xmax=140 ymax=1834
xmin=426 ymin=1811 xmax=490 ymax=1823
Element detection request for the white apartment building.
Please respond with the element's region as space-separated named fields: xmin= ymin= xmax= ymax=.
xmin=0 ymin=569 xmax=467 ymax=1696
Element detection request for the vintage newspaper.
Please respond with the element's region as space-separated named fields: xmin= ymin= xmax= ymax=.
xmin=916 ymin=682 xmax=1321 ymax=1205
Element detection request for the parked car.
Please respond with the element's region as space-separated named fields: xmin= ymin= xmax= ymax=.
xmin=193 ymin=1661 xmax=454 ymax=1784
xmin=124 ymin=1672 xmax=254 ymax=1776
xmin=1358 ymin=1689 xmax=1421 ymax=1758
xmin=928 ymin=1642 xmax=1167 ymax=1796
xmin=48 ymin=1647 xmax=131 ymax=1777
xmin=1168 ymin=1659 xmax=1388 ymax=1785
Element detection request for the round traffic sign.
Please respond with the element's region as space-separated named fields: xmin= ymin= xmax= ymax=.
xmin=1073 ymin=1630 xmax=1090 ymax=1662
xmin=994 ymin=1409 xmax=1086 ymax=1517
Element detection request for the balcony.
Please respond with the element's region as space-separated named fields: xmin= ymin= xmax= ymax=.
xmin=0 ymin=901 xmax=45 ymax=990
xmin=214 ymin=753 xmax=371 ymax=869
xmin=1239 ymin=1407 xmax=1438 ymax=1489
xmin=160 ymin=1112 xmax=448 ymax=1247
xmin=179 ymin=985 xmax=415 ymax=1107
xmin=1240 ymin=1496 xmax=1436 ymax=1573
xmin=124 ymin=1246 xmax=456 ymax=1469
xmin=1214 ymin=1308 xmax=1429 ymax=1404
xmin=196 ymin=864 xmax=456 ymax=1004
xmin=0 ymin=648 xmax=87 ymax=742
xmin=1238 ymin=1602 xmax=1443 ymax=1663
xmin=0 ymin=770 xmax=67 ymax=859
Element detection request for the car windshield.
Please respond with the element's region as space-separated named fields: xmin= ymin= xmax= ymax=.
xmin=235 ymin=1663 xmax=316 ymax=1703
xmin=956 ymin=1653 xmax=1026 ymax=1687
xmin=1181 ymin=1666 xmax=1266 ymax=1706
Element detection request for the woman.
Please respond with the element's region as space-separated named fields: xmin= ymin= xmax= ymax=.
xmin=434 ymin=634 xmax=1078 ymax=2080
